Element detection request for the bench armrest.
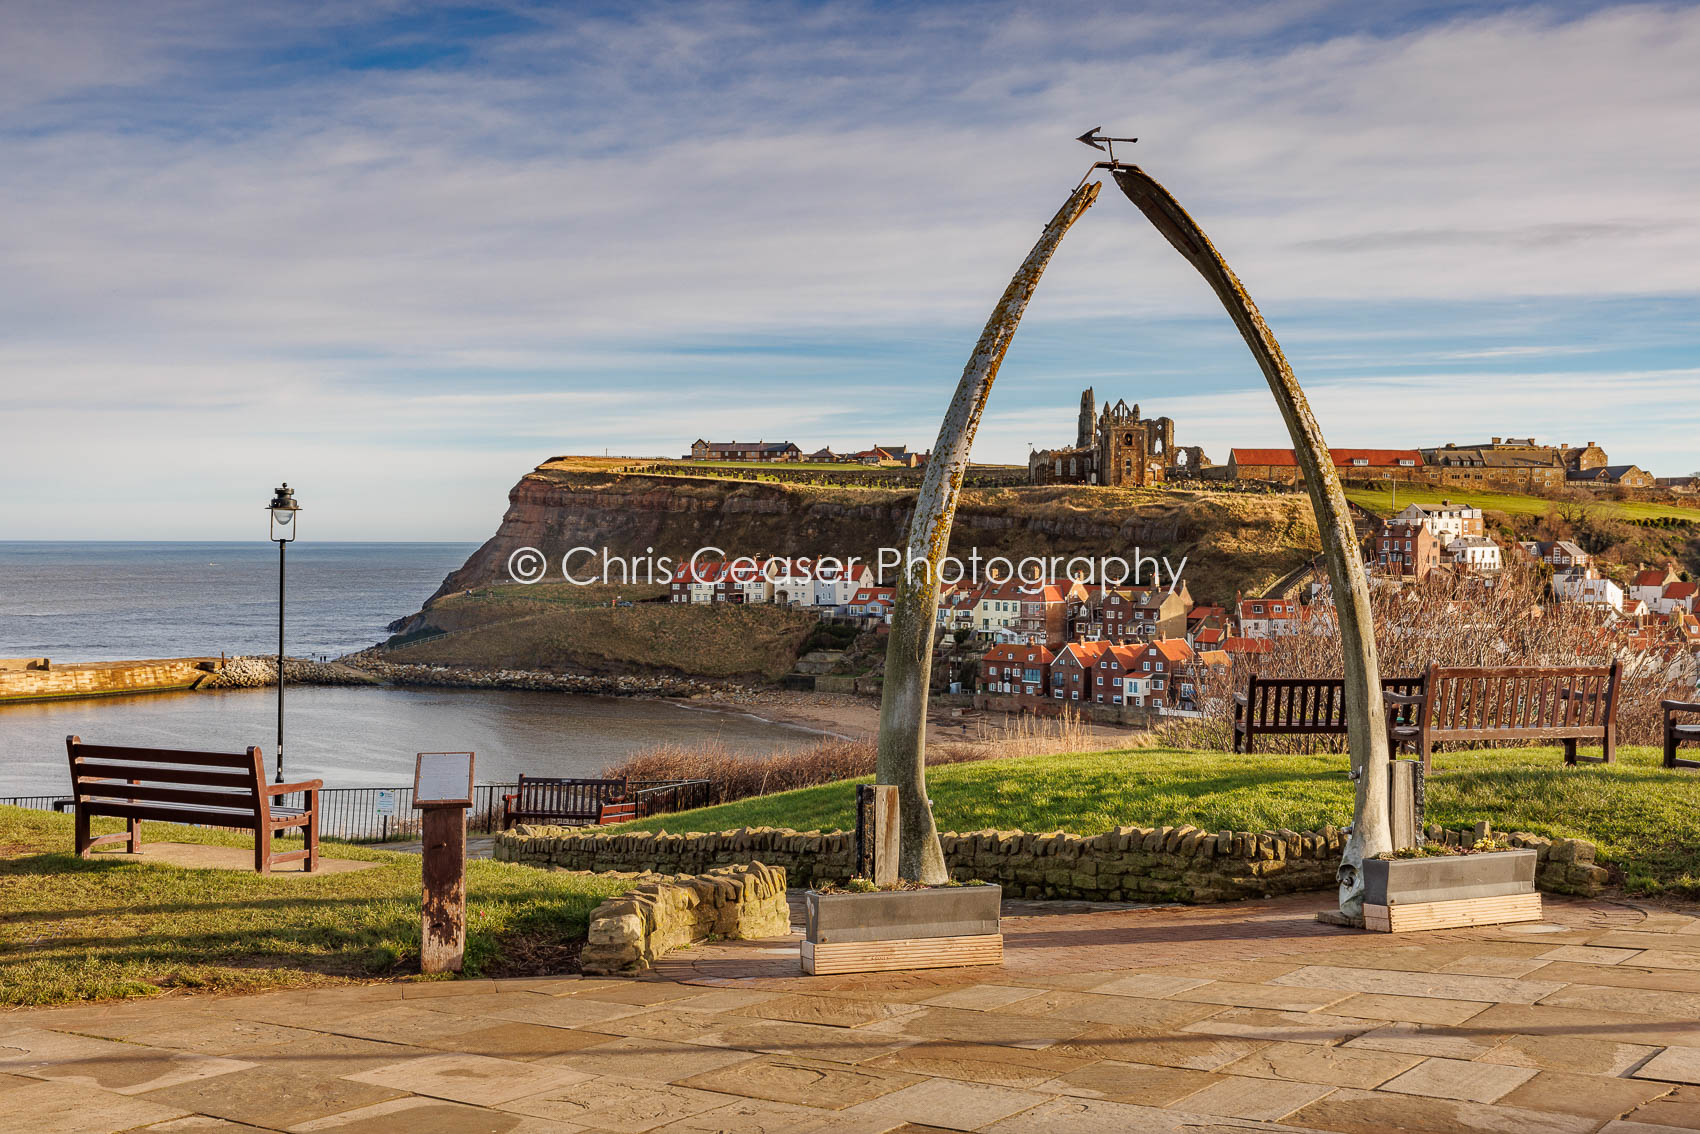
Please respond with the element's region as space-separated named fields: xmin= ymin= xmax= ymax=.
xmin=1664 ymin=700 xmax=1700 ymax=714
xmin=503 ymin=793 xmax=519 ymax=806
xmin=265 ymin=780 xmax=323 ymax=795
xmin=1382 ymin=691 xmax=1426 ymax=706
xmin=1232 ymin=691 xmax=1247 ymax=706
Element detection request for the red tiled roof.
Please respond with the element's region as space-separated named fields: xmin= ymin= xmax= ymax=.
xmin=1146 ymin=638 xmax=1195 ymax=663
xmin=1230 ymin=448 xmax=1424 ymax=468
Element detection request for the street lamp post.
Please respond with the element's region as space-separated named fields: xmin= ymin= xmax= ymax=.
xmin=267 ymin=484 xmax=300 ymax=784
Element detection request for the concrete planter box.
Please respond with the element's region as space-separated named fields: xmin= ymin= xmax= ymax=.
xmin=1363 ymin=849 xmax=1540 ymax=932
xmin=802 ymin=885 xmax=1002 ymax=975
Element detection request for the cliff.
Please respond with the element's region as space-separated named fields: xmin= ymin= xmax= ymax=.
xmin=429 ymin=457 xmax=1322 ymax=606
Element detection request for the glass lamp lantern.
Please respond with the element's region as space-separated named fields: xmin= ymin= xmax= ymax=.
xmin=268 ymin=483 xmax=300 ymax=542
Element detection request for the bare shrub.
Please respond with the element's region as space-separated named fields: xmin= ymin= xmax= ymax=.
xmin=601 ymin=707 xmax=1112 ymax=806
xmin=1177 ymin=559 xmax=1692 ymax=751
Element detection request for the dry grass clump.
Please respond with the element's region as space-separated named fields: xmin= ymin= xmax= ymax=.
xmin=603 ymin=708 xmax=1106 ymax=806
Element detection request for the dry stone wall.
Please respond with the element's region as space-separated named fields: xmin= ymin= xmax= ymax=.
xmin=580 ymin=862 xmax=790 ymax=975
xmin=498 ymin=822 xmax=1607 ymax=903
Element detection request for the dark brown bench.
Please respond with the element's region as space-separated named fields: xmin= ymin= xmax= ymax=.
xmin=1385 ymin=662 xmax=1621 ymax=772
xmin=501 ymin=775 xmax=627 ymax=829
xmin=1233 ymin=674 xmax=1427 ymax=754
xmin=1665 ymin=700 xmax=1700 ymax=769
xmin=65 ymin=735 xmax=321 ymax=874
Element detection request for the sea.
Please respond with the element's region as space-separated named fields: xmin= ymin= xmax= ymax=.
xmin=0 ymin=542 xmax=823 ymax=796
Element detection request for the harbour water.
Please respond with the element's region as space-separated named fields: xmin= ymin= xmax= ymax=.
xmin=0 ymin=685 xmax=823 ymax=797
xmin=0 ymin=542 xmax=821 ymax=796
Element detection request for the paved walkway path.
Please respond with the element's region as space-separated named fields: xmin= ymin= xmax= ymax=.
xmin=6 ymin=893 xmax=1700 ymax=1132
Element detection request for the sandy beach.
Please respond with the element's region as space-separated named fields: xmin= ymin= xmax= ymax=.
xmin=686 ymin=688 xmax=1142 ymax=750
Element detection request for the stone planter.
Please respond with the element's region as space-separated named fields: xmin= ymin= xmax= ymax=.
xmin=1363 ymin=849 xmax=1540 ymax=932
xmin=802 ymin=885 xmax=1002 ymax=975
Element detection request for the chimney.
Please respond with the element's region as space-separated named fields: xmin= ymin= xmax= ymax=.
xmin=1491 ymin=437 xmax=1502 ymax=445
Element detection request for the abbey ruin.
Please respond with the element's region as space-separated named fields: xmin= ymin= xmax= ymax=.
xmin=1028 ymin=389 xmax=1209 ymax=487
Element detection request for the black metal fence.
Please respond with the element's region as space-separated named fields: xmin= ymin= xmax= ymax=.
xmin=1 ymin=778 xmax=713 ymax=844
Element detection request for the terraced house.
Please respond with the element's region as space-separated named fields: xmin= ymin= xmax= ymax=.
xmin=978 ymin=643 xmax=1053 ymax=709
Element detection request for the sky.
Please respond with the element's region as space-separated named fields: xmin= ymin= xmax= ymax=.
xmin=2 ymin=0 xmax=1698 ymax=541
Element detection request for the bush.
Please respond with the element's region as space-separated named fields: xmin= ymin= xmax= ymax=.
xmin=602 ymin=710 xmax=1103 ymax=806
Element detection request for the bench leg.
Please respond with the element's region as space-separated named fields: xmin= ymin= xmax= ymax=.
xmin=1420 ymin=740 xmax=1432 ymax=776
xmin=305 ymin=802 xmax=320 ymax=873
xmin=127 ymin=817 xmax=142 ymax=854
xmin=1603 ymin=724 xmax=1616 ymax=765
xmin=255 ymin=824 xmax=272 ymax=875
xmin=75 ymin=807 xmax=92 ymax=858
xmin=1669 ymin=724 xmax=1680 ymax=769
xmin=1563 ymin=738 xmax=1578 ymax=766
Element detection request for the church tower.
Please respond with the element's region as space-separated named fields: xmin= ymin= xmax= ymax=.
xmin=1076 ymin=388 xmax=1095 ymax=450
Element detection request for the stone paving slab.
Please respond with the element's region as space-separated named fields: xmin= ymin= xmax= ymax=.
xmin=8 ymin=892 xmax=1700 ymax=1132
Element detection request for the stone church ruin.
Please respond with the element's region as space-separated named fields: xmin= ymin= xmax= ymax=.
xmin=1028 ymin=388 xmax=1210 ymax=487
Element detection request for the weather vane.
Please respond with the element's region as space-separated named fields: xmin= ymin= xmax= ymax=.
xmin=1076 ymin=127 xmax=1138 ymax=165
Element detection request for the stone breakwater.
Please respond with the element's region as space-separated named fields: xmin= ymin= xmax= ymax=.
xmin=499 ymin=822 xmax=1608 ymax=903
xmin=580 ymin=862 xmax=790 ymax=975
xmin=201 ymin=657 xmax=379 ymax=689
xmin=200 ymin=653 xmax=751 ymax=699
xmin=339 ymin=653 xmax=751 ymax=698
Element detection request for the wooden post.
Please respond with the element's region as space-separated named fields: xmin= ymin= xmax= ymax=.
xmin=854 ymin=784 xmax=901 ymax=886
xmin=412 ymin=751 xmax=475 ymax=975
xmin=420 ymin=804 xmax=468 ymax=974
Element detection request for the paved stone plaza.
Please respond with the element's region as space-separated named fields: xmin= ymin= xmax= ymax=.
xmin=6 ymin=893 xmax=1700 ymax=1132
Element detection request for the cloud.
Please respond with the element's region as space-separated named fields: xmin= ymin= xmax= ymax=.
xmin=2 ymin=1 xmax=1698 ymax=538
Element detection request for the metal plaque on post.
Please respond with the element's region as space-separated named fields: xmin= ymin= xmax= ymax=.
xmin=414 ymin=751 xmax=475 ymax=807
xmin=412 ymin=752 xmax=474 ymax=973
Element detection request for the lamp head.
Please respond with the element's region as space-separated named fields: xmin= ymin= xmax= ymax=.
xmin=268 ymin=483 xmax=300 ymax=542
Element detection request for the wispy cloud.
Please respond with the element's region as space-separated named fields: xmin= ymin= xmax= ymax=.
xmin=1 ymin=1 xmax=1697 ymax=537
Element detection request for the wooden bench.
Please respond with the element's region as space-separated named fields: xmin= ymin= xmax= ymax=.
xmin=501 ymin=775 xmax=628 ymax=829
xmin=65 ymin=735 xmax=321 ymax=874
xmin=1665 ymin=700 xmax=1700 ymax=769
xmin=1385 ymin=662 xmax=1621 ymax=772
xmin=1233 ymin=674 xmax=1427 ymax=754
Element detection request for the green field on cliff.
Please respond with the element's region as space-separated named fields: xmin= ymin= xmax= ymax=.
xmin=612 ymin=743 xmax=1698 ymax=897
xmin=1345 ymin=482 xmax=1698 ymax=523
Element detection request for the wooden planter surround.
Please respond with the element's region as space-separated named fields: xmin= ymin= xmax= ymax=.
xmin=1363 ymin=849 xmax=1540 ymax=933
xmin=803 ymin=885 xmax=1002 ymax=975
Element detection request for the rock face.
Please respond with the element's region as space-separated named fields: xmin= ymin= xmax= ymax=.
xmin=426 ymin=462 xmax=1321 ymax=605
xmin=498 ymin=823 xmax=1608 ymax=903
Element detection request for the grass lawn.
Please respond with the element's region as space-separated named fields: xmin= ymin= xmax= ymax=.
xmin=0 ymin=808 xmax=630 ymax=1007
xmin=615 ymin=744 xmax=1700 ymax=898
xmin=1344 ymin=482 xmax=1698 ymax=523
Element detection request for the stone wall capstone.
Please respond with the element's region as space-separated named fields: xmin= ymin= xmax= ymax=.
xmin=580 ymin=862 xmax=790 ymax=975
xmin=499 ymin=822 xmax=1608 ymax=903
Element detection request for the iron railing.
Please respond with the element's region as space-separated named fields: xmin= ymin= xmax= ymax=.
xmin=1 ymin=778 xmax=714 ymax=843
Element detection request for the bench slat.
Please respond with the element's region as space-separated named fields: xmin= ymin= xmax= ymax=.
xmin=73 ymin=761 xmax=257 ymax=790
xmin=69 ymin=743 xmax=256 ymax=769
xmin=78 ymin=800 xmax=310 ymax=828
xmin=74 ymin=781 xmax=260 ymax=811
